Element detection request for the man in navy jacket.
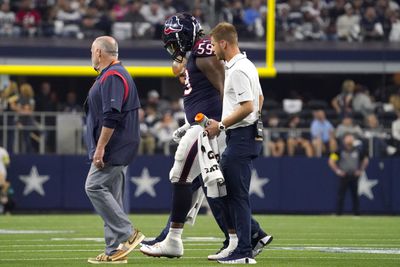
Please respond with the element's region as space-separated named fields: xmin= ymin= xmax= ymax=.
xmin=84 ymin=36 xmax=144 ymax=264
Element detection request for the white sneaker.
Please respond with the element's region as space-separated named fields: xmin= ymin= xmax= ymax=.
xmin=208 ymin=239 xmax=237 ymax=261
xmin=252 ymin=235 xmax=273 ymax=258
xmin=140 ymin=238 xmax=183 ymax=258
xmin=218 ymin=254 xmax=257 ymax=265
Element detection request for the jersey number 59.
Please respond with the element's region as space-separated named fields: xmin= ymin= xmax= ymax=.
xmin=197 ymin=43 xmax=213 ymax=55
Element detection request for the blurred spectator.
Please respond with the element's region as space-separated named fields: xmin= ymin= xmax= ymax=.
xmin=81 ymin=4 xmax=112 ymax=37
xmin=392 ymin=110 xmax=400 ymax=155
xmin=0 ymin=0 xmax=398 ymax=42
xmin=140 ymin=0 xmax=164 ymax=39
xmin=364 ymin=114 xmax=388 ymax=157
xmin=0 ymin=80 xmax=18 ymax=152
xmin=286 ymin=114 xmax=313 ymax=157
xmin=335 ymin=115 xmax=364 ymax=140
xmin=0 ymin=179 xmax=15 ymax=214
xmin=138 ymin=108 xmax=156 ymax=155
xmin=283 ymin=90 xmax=303 ymax=114
xmin=230 ymin=0 xmax=248 ymax=37
xmin=35 ymin=81 xmax=57 ymax=152
xmin=122 ymin=1 xmax=153 ymax=39
xmin=111 ymin=0 xmax=130 ymax=22
xmin=35 ymin=81 xmax=56 ymax=112
xmin=152 ymin=111 xmax=178 ymax=155
xmin=0 ymin=1 xmax=18 ymax=36
xmin=40 ymin=1 xmax=57 ymax=37
xmin=170 ymin=99 xmax=186 ymax=126
xmin=1 ymin=80 xmax=18 ymax=111
xmin=276 ymin=3 xmax=291 ymax=41
xmin=0 ymin=145 xmax=14 ymax=214
xmin=145 ymin=89 xmax=169 ymax=114
xmin=331 ymin=79 xmax=355 ymax=117
xmin=352 ymin=84 xmax=375 ymax=117
xmin=298 ymin=7 xmax=325 ymax=40
xmin=15 ymin=83 xmax=37 ymax=153
xmin=310 ymin=109 xmax=337 ymax=157
xmin=62 ymin=90 xmax=82 ymax=113
xmin=389 ymin=10 xmax=400 ymax=41
xmin=266 ymin=114 xmax=285 ymax=157
xmin=336 ymin=3 xmax=360 ymax=41
xmin=15 ymin=0 xmax=41 ymax=37
xmin=352 ymin=0 xmax=364 ymax=16
xmin=388 ymin=73 xmax=400 ymax=111
xmin=0 ymin=145 xmax=10 ymax=192
xmin=376 ymin=0 xmax=390 ymax=20
xmin=374 ymin=73 xmax=400 ymax=104
xmin=243 ymin=0 xmax=264 ymax=38
xmin=144 ymin=104 xmax=159 ymax=128
xmin=55 ymin=0 xmax=82 ymax=38
xmin=328 ymin=0 xmax=346 ymax=24
xmin=171 ymin=0 xmax=189 ymax=12
xmin=161 ymin=0 xmax=177 ymax=19
xmin=192 ymin=6 xmax=210 ymax=33
xmin=360 ymin=6 xmax=384 ymax=41
xmin=286 ymin=0 xmax=304 ymax=41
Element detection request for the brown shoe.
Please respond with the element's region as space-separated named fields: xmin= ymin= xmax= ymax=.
xmin=87 ymin=253 xmax=127 ymax=264
xmin=111 ymin=230 xmax=145 ymax=261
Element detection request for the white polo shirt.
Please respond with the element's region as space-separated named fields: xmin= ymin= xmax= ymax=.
xmin=222 ymin=53 xmax=263 ymax=129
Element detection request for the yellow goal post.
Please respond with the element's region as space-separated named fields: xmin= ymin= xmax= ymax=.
xmin=0 ymin=0 xmax=276 ymax=78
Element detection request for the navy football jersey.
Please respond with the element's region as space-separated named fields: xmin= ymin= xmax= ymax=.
xmin=183 ymin=38 xmax=222 ymax=124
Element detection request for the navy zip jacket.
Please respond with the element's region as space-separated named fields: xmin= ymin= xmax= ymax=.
xmin=84 ymin=62 xmax=141 ymax=165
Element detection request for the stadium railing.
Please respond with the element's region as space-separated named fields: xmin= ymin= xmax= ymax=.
xmin=0 ymin=111 xmax=393 ymax=157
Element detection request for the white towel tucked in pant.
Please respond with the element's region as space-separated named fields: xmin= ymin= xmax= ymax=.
xmin=197 ymin=131 xmax=227 ymax=198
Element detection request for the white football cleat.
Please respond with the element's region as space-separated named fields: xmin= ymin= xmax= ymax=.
xmin=140 ymin=238 xmax=183 ymax=258
xmin=208 ymin=246 xmax=235 ymax=261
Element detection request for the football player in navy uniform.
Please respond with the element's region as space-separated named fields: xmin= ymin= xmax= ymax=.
xmin=140 ymin=13 xmax=272 ymax=260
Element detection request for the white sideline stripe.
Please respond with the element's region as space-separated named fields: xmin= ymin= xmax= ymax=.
xmin=0 ymin=244 xmax=104 ymax=248
xmin=1 ymin=247 xmax=400 ymax=255
xmin=271 ymin=246 xmax=400 ymax=255
xmin=0 ymin=229 xmax=75 ymax=234
xmin=279 ymin=241 xmax=400 ymax=242
xmin=0 ymin=249 xmax=101 ymax=253
xmin=0 ymin=256 xmax=399 ymax=262
xmin=2 ymin=236 xmax=400 ymax=243
xmin=1 ymin=241 xmax=399 ymax=250
xmin=0 ymin=248 xmax=217 ymax=253
xmin=273 ymin=244 xmax=400 ymax=247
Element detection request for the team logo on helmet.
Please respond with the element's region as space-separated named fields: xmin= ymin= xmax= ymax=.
xmin=164 ymin=16 xmax=183 ymax=35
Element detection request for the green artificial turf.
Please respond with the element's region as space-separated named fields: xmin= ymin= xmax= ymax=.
xmin=0 ymin=214 xmax=399 ymax=266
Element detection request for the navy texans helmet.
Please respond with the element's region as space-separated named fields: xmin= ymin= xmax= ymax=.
xmin=162 ymin=13 xmax=203 ymax=62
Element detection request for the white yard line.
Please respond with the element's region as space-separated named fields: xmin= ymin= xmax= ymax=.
xmin=0 ymin=244 xmax=104 ymax=247
xmin=1 ymin=247 xmax=400 ymax=255
xmin=0 ymin=256 xmax=399 ymax=262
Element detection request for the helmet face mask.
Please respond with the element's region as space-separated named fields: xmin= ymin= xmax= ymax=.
xmin=164 ymin=40 xmax=185 ymax=63
xmin=162 ymin=13 xmax=203 ymax=62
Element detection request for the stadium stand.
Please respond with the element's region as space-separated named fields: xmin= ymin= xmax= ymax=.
xmin=0 ymin=0 xmax=399 ymax=158
xmin=0 ymin=0 xmax=399 ymax=42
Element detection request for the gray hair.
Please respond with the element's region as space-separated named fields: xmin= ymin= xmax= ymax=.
xmin=95 ymin=36 xmax=119 ymax=58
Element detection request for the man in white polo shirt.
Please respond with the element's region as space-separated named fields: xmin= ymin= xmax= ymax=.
xmin=206 ymin=22 xmax=266 ymax=264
